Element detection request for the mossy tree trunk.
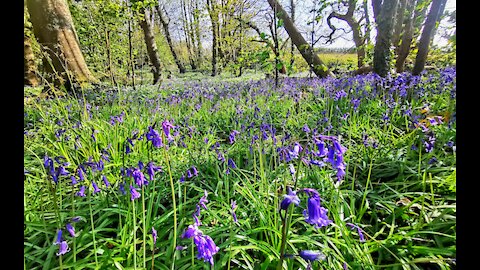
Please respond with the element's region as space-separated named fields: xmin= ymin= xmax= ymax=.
xmin=138 ymin=7 xmax=162 ymax=84
xmin=266 ymin=0 xmax=334 ymax=78
xmin=373 ymin=0 xmax=399 ymax=77
xmin=24 ymin=34 xmax=40 ymax=87
xmin=26 ymin=0 xmax=96 ymax=89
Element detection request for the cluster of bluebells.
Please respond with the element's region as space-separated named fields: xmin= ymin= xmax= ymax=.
xmin=53 ymin=217 xmax=83 ymax=256
xmin=179 ymin=166 xmax=198 ymax=183
xmin=278 ymin=135 xmax=348 ymax=182
xmin=181 ymin=190 xmax=220 ymax=265
xmin=123 ymin=160 xmax=162 ymax=200
xmin=281 ymin=185 xmax=330 ymax=267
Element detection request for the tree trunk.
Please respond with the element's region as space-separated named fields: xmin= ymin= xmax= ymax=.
xmin=395 ymin=0 xmax=416 ymax=72
xmin=363 ymin=0 xmax=371 ymax=44
xmin=24 ymin=34 xmax=40 ymax=87
xmin=206 ymin=0 xmax=218 ymax=76
xmin=412 ymin=0 xmax=446 ymax=75
xmin=155 ymin=5 xmax=186 ymax=74
xmin=392 ymin=0 xmax=407 ymax=49
xmin=138 ymin=7 xmax=162 ymax=84
xmin=193 ymin=0 xmax=202 ymax=67
xmin=289 ymin=0 xmax=295 ymax=74
xmin=266 ymin=0 xmax=333 ymax=78
xmin=373 ymin=0 xmax=399 ymax=77
xmin=326 ymin=0 xmax=366 ymax=68
xmin=26 ymin=0 xmax=96 ymax=89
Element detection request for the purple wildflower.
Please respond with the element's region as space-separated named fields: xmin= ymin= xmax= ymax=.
xmin=66 ymin=223 xmax=75 ymax=237
xmin=70 ymin=176 xmax=78 ymax=185
xmin=194 ymin=234 xmax=219 ymax=265
xmin=303 ymin=194 xmax=332 ymax=229
xmin=76 ymin=186 xmax=86 ymax=197
xmin=280 ymin=187 xmax=300 ymax=210
xmin=227 ymin=158 xmax=237 ymax=169
xmin=231 ymin=200 xmax=238 ymax=223
xmin=146 ymin=161 xmax=162 ymax=181
xmin=162 ymin=120 xmax=175 ymax=142
xmin=55 ymin=229 xmax=63 ymax=245
xmin=133 ymin=168 xmax=148 ymax=187
xmin=92 ymin=181 xmax=100 ymax=194
xmin=346 ymin=223 xmax=365 ymax=242
xmin=299 ymin=250 xmax=325 ymax=261
xmin=102 ymin=175 xmax=110 ymax=187
xmin=119 ymin=182 xmax=126 ymax=195
xmin=152 ymin=227 xmax=157 ymax=245
xmin=146 ymin=126 xmax=163 ymax=148
xmin=56 ymin=241 xmax=70 ymax=256
xmin=130 ymin=185 xmax=141 ymax=201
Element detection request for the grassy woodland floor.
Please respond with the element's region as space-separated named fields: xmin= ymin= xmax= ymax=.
xmin=24 ymin=68 xmax=456 ymax=269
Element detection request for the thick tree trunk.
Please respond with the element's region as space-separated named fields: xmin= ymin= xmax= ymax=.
xmin=430 ymin=0 xmax=446 ymax=43
xmin=373 ymin=0 xmax=399 ymax=77
xmin=412 ymin=0 xmax=446 ymax=75
xmin=266 ymin=0 xmax=333 ymax=78
xmin=138 ymin=8 xmax=162 ymax=84
xmin=395 ymin=0 xmax=416 ymax=72
xmin=26 ymin=0 xmax=96 ymax=88
xmin=155 ymin=5 xmax=186 ymax=74
xmin=24 ymin=34 xmax=40 ymax=87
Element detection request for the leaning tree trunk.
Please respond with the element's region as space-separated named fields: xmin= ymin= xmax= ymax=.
xmin=155 ymin=5 xmax=186 ymax=73
xmin=412 ymin=0 xmax=446 ymax=75
xmin=373 ymin=0 xmax=399 ymax=77
xmin=395 ymin=0 xmax=416 ymax=72
xmin=24 ymin=34 xmax=40 ymax=87
xmin=26 ymin=0 xmax=96 ymax=89
xmin=266 ymin=0 xmax=333 ymax=78
xmin=138 ymin=7 xmax=162 ymax=84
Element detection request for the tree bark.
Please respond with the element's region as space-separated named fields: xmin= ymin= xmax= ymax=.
xmin=266 ymin=0 xmax=333 ymax=78
xmin=395 ymin=0 xmax=416 ymax=72
xmin=373 ymin=0 xmax=399 ymax=77
xmin=24 ymin=34 xmax=40 ymax=87
xmin=26 ymin=0 xmax=96 ymax=89
xmin=412 ymin=0 xmax=446 ymax=75
xmin=392 ymin=0 xmax=407 ymax=49
xmin=206 ymin=0 xmax=218 ymax=76
xmin=155 ymin=5 xmax=186 ymax=73
xmin=138 ymin=7 xmax=162 ymax=84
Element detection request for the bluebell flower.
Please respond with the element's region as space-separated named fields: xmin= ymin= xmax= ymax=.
xmin=303 ymin=194 xmax=332 ymax=229
xmin=152 ymin=227 xmax=157 ymax=245
xmin=162 ymin=120 xmax=175 ymax=142
xmin=70 ymin=176 xmax=78 ymax=185
xmin=303 ymin=124 xmax=311 ymax=133
xmin=133 ymin=168 xmax=148 ymax=187
xmin=102 ymin=175 xmax=110 ymax=187
xmin=228 ymin=158 xmax=236 ymax=169
xmin=55 ymin=229 xmax=63 ymax=245
xmin=76 ymin=186 xmax=86 ymax=197
xmin=66 ymin=223 xmax=75 ymax=237
xmin=193 ymin=234 xmax=219 ymax=265
xmin=180 ymin=175 xmax=185 ymax=183
xmin=299 ymin=250 xmax=325 ymax=261
xmin=289 ymin=164 xmax=296 ymax=175
xmin=146 ymin=161 xmax=162 ymax=181
xmin=71 ymin=216 xmax=83 ymax=222
xmin=229 ymin=130 xmax=240 ymax=144
xmin=56 ymin=241 xmax=70 ymax=256
xmin=231 ymin=200 xmax=238 ymax=223
xmin=119 ymin=182 xmax=126 ymax=195
xmin=130 ymin=185 xmax=141 ymax=201
xmin=198 ymin=190 xmax=208 ymax=211
xmin=346 ymin=223 xmax=365 ymax=242
xmin=146 ymin=126 xmax=163 ymax=148
xmin=280 ymin=187 xmax=300 ymax=210
xmin=92 ymin=181 xmax=100 ymax=194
